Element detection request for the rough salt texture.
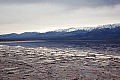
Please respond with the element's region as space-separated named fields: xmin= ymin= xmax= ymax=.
xmin=0 ymin=45 xmax=120 ymax=80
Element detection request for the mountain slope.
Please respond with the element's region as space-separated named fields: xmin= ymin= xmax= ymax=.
xmin=73 ymin=25 xmax=120 ymax=40
xmin=0 ymin=23 xmax=120 ymax=41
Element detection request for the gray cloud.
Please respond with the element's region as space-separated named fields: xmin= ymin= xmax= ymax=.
xmin=0 ymin=0 xmax=120 ymax=8
xmin=0 ymin=0 xmax=120 ymax=34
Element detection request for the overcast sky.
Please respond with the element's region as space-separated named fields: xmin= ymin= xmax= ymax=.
xmin=0 ymin=0 xmax=120 ymax=34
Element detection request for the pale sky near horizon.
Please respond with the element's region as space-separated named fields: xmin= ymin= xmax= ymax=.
xmin=0 ymin=0 xmax=120 ymax=34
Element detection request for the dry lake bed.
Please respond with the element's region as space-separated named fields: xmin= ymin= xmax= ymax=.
xmin=0 ymin=43 xmax=120 ymax=80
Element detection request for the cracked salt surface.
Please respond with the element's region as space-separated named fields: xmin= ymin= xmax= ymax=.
xmin=0 ymin=45 xmax=120 ymax=80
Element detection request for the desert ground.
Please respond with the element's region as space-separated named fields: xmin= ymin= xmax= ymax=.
xmin=0 ymin=45 xmax=120 ymax=80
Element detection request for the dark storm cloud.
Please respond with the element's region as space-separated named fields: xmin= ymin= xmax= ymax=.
xmin=0 ymin=0 xmax=120 ymax=7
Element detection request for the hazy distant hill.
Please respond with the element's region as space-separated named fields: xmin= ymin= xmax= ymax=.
xmin=0 ymin=23 xmax=120 ymax=41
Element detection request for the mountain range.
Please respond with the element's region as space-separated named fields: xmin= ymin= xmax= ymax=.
xmin=0 ymin=23 xmax=120 ymax=41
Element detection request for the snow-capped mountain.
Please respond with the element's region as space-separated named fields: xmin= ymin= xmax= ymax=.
xmin=96 ymin=23 xmax=120 ymax=29
xmin=54 ymin=23 xmax=120 ymax=32
xmin=0 ymin=23 xmax=120 ymax=40
xmin=54 ymin=27 xmax=94 ymax=32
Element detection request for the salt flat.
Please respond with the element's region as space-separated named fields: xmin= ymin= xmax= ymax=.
xmin=0 ymin=45 xmax=120 ymax=80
